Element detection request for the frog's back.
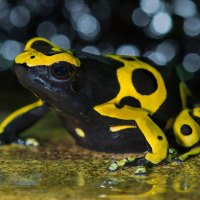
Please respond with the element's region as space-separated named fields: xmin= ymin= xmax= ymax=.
xmin=74 ymin=51 xmax=183 ymax=127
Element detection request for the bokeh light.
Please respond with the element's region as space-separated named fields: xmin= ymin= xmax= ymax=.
xmin=156 ymin=40 xmax=178 ymax=62
xmin=1 ymin=40 xmax=24 ymax=61
xmin=184 ymin=17 xmax=200 ymax=37
xmin=183 ymin=53 xmax=200 ymax=73
xmin=65 ymin=0 xmax=85 ymax=13
xmin=173 ymin=0 xmax=197 ymax=18
xmin=145 ymin=40 xmax=178 ymax=66
xmin=74 ymin=14 xmax=100 ymax=41
xmin=0 ymin=0 xmax=198 ymax=80
xmin=150 ymin=12 xmax=172 ymax=36
xmin=132 ymin=8 xmax=150 ymax=27
xmin=82 ymin=45 xmax=100 ymax=55
xmin=140 ymin=0 xmax=161 ymax=15
xmin=10 ymin=6 xmax=30 ymax=28
xmin=37 ymin=21 xmax=57 ymax=39
xmin=145 ymin=51 xmax=167 ymax=65
xmin=116 ymin=45 xmax=140 ymax=56
xmin=51 ymin=34 xmax=71 ymax=49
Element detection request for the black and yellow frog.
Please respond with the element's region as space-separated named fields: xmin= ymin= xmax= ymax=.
xmin=0 ymin=37 xmax=200 ymax=168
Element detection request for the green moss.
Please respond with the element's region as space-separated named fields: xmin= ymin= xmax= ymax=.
xmin=0 ymin=143 xmax=200 ymax=200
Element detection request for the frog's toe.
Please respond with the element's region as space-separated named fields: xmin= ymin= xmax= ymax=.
xmin=135 ymin=166 xmax=148 ymax=176
xmin=108 ymin=156 xmax=154 ymax=173
xmin=14 ymin=138 xmax=39 ymax=147
xmin=108 ymin=162 xmax=119 ymax=172
xmin=108 ymin=157 xmax=137 ymax=172
xmin=25 ymin=138 xmax=40 ymax=146
xmin=173 ymin=156 xmax=185 ymax=162
xmin=108 ymin=157 xmax=149 ymax=176
xmin=167 ymin=148 xmax=179 ymax=162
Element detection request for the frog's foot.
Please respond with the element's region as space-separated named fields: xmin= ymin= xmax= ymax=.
xmin=167 ymin=148 xmax=179 ymax=162
xmin=174 ymin=146 xmax=200 ymax=162
xmin=14 ymin=138 xmax=39 ymax=147
xmin=135 ymin=166 xmax=148 ymax=176
xmin=108 ymin=156 xmax=137 ymax=172
xmin=108 ymin=156 xmax=152 ymax=176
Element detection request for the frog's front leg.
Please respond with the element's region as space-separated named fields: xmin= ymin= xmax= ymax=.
xmin=94 ymin=104 xmax=168 ymax=169
xmin=173 ymin=107 xmax=200 ymax=162
xmin=0 ymin=99 xmax=49 ymax=145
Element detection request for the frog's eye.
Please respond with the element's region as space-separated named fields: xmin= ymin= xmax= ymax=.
xmin=50 ymin=62 xmax=75 ymax=80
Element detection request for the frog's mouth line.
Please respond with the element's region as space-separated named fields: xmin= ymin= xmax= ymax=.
xmin=14 ymin=63 xmax=46 ymax=88
xmin=14 ymin=63 xmax=28 ymax=76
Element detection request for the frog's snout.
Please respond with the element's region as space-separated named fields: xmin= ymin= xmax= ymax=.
xmin=14 ymin=63 xmax=28 ymax=71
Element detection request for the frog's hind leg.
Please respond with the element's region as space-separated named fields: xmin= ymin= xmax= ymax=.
xmin=173 ymin=107 xmax=200 ymax=162
xmin=94 ymin=104 xmax=169 ymax=170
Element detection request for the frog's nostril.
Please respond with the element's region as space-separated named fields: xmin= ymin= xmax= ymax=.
xmin=30 ymin=55 xmax=35 ymax=59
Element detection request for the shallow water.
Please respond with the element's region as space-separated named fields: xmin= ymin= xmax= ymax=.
xmin=0 ymin=143 xmax=200 ymax=200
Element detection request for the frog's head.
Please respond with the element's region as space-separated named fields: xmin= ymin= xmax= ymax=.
xmin=14 ymin=37 xmax=81 ymax=110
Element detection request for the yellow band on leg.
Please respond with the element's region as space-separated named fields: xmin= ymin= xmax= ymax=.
xmin=94 ymin=104 xmax=168 ymax=164
xmin=0 ymin=99 xmax=43 ymax=134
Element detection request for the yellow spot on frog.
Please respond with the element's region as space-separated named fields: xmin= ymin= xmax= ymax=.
xmin=164 ymin=117 xmax=174 ymax=131
xmin=179 ymin=82 xmax=190 ymax=108
xmin=192 ymin=107 xmax=200 ymax=118
xmin=173 ymin=109 xmax=200 ymax=147
xmin=75 ymin=128 xmax=85 ymax=138
xmin=102 ymin=55 xmax=167 ymax=114
xmin=110 ymin=125 xmax=136 ymax=132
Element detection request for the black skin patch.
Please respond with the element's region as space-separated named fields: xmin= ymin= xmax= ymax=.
xmin=132 ymin=69 xmax=158 ymax=95
xmin=181 ymin=124 xmax=192 ymax=135
xmin=75 ymin=54 xmax=123 ymax=106
xmin=120 ymin=56 xmax=136 ymax=62
xmin=120 ymin=96 xmax=141 ymax=108
xmin=115 ymin=103 xmax=124 ymax=109
xmin=31 ymin=41 xmax=64 ymax=56
xmin=193 ymin=116 xmax=200 ymax=125
xmin=157 ymin=136 xmax=163 ymax=140
xmin=115 ymin=96 xmax=141 ymax=108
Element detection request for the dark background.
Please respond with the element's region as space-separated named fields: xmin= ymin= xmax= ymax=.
xmin=0 ymin=0 xmax=200 ymax=107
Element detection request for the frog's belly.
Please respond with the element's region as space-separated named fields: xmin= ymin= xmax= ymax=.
xmin=59 ymin=114 xmax=149 ymax=153
xmin=80 ymin=126 xmax=148 ymax=153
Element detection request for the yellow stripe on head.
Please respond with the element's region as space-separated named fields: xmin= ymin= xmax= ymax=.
xmin=15 ymin=37 xmax=80 ymax=67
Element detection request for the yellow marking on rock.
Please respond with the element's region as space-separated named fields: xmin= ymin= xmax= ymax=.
xmin=110 ymin=125 xmax=136 ymax=132
xmin=75 ymin=128 xmax=85 ymax=138
xmin=0 ymin=100 xmax=43 ymax=134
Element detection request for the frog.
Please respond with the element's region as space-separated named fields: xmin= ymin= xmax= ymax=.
xmin=0 ymin=37 xmax=200 ymax=169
